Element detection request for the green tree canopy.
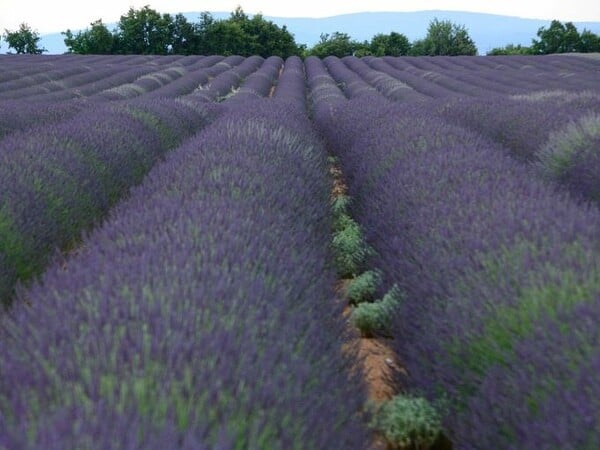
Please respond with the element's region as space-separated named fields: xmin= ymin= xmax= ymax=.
xmin=487 ymin=44 xmax=533 ymax=56
xmin=200 ymin=18 xmax=246 ymax=56
xmin=61 ymin=6 xmax=301 ymax=57
xmin=3 ymin=23 xmax=46 ymax=54
xmin=63 ymin=20 xmax=114 ymax=54
xmin=200 ymin=7 xmax=301 ymax=57
xmin=410 ymin=18 xmax=477 ymax=56
xmin=532 ymin=20 xmax=600 ymax=54
xmin=369 ymin=32 xmax=411 ymax=56
xmin=237 ymin=11 xmax=301 ymax=57
xmin=578 ymin=29 xmax=600 ymax=53
xmin=114 ymin=6 xmax=174 ymax=54
xmin=308 ymin=32 xmax=367 ymax=58
xmin=532 ymin=20 xmax=580 ymax=54
xmin=169 ymin=13 xmax=203 ymax=55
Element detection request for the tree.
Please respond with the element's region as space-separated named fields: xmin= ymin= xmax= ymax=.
xmin=410 ymin=19 xmax=477 ymax=56
xmin=487 ymin=44 xmax=532 ymax=56
xmin=201 ymin=19 xmax=247 ymax=55
xmin=3 ymin=23 xmax=46 ymax=54
xmin=370 ymin=32 xmax=411 ymax=56
xmin=308 ymin=32 xmax=367 ymax=57
xmin=114 ymin=6 xmax=174 ymax=54
xmin=532 ymin=20 xmax=581 ymax=54
xmin=169 ymin=13 xmax=202 ymax=55
xmin=238 ymin=13 xmax=300 ymax=57
xmin=59 ymin=6 xmax=303 ymax=56
xmin=63 ymin=20 xmax=114 ymax=54
xmin=578 ymin=29 xmax=600 ymax=53
xmin=200 ymin=7 xmax=301 ymax=57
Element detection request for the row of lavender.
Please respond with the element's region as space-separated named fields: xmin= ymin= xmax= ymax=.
xmin=0 ymin=55 xmax=289 ymax=141
xmin=0 ymin=52 xmax=599 ymax=448
xmin=318 ymin=55 xmax=600 ymax=204
xmin=0 ymin=98 xmax=220 ymax=303
xmin=0 ymin=54 xmax=282 ymax=105
xmin=0 ymin=55 xmax=234 ymax=138
xmin=0 ymin=88 xmax=370 ymax=448
xmin=435 ymin=94 xmax=600 ymax=204
xmin=309 ymin=58 xmax=600 ymax=449
xmin=3 ymin=54 xmax=599 ymax=100
xmin=0 ymin=55 xmax=298 ymax=301
xmin=2 ymin=54 xmax=598 ymax=120
xmin=0 ymin=54 xmax=206 ymax=90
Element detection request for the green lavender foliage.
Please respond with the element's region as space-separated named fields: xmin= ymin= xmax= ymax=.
xmin=370 ymin=394 xmax=442 ymax=450
xmin=347 ymin=270 xmax=381 ymax=305
xmin=331 ymin=194 xmax=351 ymax=220
xmin=332 ymin=216 xmax=367 ymax=278
xmin=351 ymin=285 xmax=400 ymax=337
xmin=331 ymin=192 xmax=370 ymax=278
xmin=538 ymin=113 xmax=600 ymax=175
xmin=536 ymin=113 xmax=600 ymax=203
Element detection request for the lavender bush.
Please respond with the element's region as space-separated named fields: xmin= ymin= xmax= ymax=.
xmin=323 ymin=56 xmax=378 ymax=99
xmin=537 ymin=112 xmax=600 ymax=203
xmin=304 ymin=56 xmax=346 ymax=122
xmin=272 ymin=56 xmax=305 ymax=103
xmin=224 ymin=56 xmax=283 ymax=102
xmin=0 ymin=100 xmax=369 ymax=449
xmin=189 ymin=55 xmax=265 ymax=102
xmin=1 ymin=53 xmax=599 ymax=448
xmin=0 ymin=98 xmax=219 ymax=304
xmin=143 ymin=56 xmax=226 ymax=98
xmin=437 ymin=94 xmax=600 ymax=161
xmin=436 ymin=93 xmax=600 ymax=203
xmin=0 ymin=99 xmax=90 ymax=139
xmin=314 ymin=95 xmax=600 ymax=449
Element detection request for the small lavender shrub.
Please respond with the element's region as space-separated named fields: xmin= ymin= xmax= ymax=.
xmin=347 ymin=270 xmax=381 ymax=305
xmin=331 ymin=195 xmax=351 ymax=219
xmin=351 ymin=286 xmax=400 ymax=337
xmin=332 ymin=217 xmax=366 ymax=278
xmin=370 ymin=394 xmax=442 ymax=450
xmin=537 ymin=113 xmax=600 ymax=202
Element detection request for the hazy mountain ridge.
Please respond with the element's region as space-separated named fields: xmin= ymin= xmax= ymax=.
xmin=33 ymin=10 xmax=600 ymax=55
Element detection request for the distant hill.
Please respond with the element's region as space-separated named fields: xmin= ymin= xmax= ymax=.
xmin=36 ymin=10 xmax=600 ymax=55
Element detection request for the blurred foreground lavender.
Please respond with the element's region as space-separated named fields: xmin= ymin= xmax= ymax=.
xmin=0 ymin=99 xmax=368 ymax=449
xmin=313 ymin=93 xmax=600 ymax=449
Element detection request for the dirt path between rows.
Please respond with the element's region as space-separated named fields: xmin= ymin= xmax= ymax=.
xmin=329 ymin=160 xmax=405 ymax=449
xmin=267 ymin=65 xmax=285 ymax=98
xmin=330 ymin=159 xmax=453 ymax=450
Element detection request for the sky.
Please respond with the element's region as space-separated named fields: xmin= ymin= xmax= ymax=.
xmin=1 ymin=0 xmax=599 ymax=34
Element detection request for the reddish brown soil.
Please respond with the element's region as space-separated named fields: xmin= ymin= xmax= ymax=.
xmin=338 ymin=282 xmax=406 ymax=450
xmin=329 ymin=164 xmax=348 ymax=199
xmin=267 ymin=65 xmax=285 ymax=98
xmin=330 ymin=159 xmax=406 ymax=449
xmin=330 ymin=160 xmax=452 ymax=450
xmin=338 ymin=282 xmax=405 ymax=404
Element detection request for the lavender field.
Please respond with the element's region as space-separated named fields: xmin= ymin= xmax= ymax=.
xmin=0 ymin=53 xmax=599 ymax=449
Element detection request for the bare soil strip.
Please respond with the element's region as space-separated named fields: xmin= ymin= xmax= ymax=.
xmin=268 ymin=65 xmax=285 ymax=98
xmin=329 ymin=161 xmax=406 ymax=449
xmin=330 ymin=159 xmax=453 ymax=450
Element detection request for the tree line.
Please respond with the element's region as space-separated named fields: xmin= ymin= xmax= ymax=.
xmin=2 ymin=6 xmax=599 ymax=57
xmin=489 ymin=20 xmax=600 ymax=55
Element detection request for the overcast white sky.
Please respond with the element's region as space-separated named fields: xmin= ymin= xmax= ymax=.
xmin=1 ymin=0 xmax=599 ymax=34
